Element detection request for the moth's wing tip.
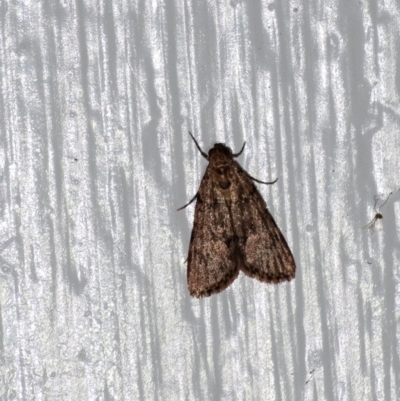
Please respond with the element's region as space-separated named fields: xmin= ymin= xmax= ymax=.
xmin=241 ymin=262 xmax=296 ymax=284
xmin=188 ymin=268 xmax=240 ymax=298
xmin=188 ymin=288 xmax=212 ymax=298
xmin=189 ymin=291 xmax=207 ymax=299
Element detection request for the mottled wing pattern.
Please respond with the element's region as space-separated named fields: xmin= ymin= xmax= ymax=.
xmin=230 ymin=161 xmax=296 ymax=283
xmin=187 ymin=167 xmax=239 ymax=298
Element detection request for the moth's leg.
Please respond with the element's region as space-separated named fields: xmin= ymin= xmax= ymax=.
xmin=177 ymin=193 xmax=198 ymax=211
xmin=249 ymin=175 xmax=278 ymax=185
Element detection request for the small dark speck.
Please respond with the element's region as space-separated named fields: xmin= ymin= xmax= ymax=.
xmin=306 ymin=368 xmax=315 ymax=384
xmin=50 ymin=372 xmax=57 ymax=378
xmin=268 ymin=3 xmax=275 ymax=11
xmin=69 ymin=111 xmax=77 ymax=118
xmin=367 ymin=261 xmax=372 ymax=265
xmin=78 ymin=348 xmax=89 ymax=362
xmin=332 ymin=169 xmax=335 ymax=172
xmin=293 ymin=7 xmax=298 ymax=12
xmin=74 ymin=158 xmax=78 ymax=161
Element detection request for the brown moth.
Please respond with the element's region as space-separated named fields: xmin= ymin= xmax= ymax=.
xmin=178 ymin=132 xmax=296 ymax=298
xmin=362 ymin=192 xmax=392 ymax=232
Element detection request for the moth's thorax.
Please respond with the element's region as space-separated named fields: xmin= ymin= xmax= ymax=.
xmin=208 ymin=143 xmax=233 ymax=157
xmin=208 ymin=144 xmax=235 ymax=190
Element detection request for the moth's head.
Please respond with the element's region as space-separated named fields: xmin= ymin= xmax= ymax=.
xmin=207 ymin=144 xmax=234 ymax=189
xmin=208 ymin=143 xmax=232 ymax=158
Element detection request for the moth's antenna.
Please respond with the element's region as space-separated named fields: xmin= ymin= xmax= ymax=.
xmin=232 ymin=142 xmax=246 ymax=157
xmin=249 ymin=175 xmax=278 ymax=185
xmin=188 ymin=132 xmax=208 ymax=159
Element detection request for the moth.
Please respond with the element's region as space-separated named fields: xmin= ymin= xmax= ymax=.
xmin=179 ymin=132 xmax=296 ymax=298
xmin=362 ymin=192 xmax=392 ymax=232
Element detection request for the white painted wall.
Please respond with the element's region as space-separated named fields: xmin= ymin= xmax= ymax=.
xmin=0 ymin=0 xmax=399 ymax=399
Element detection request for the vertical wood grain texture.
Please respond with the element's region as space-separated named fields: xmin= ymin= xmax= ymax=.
xmin=0 ymin=0 xmax=399 ymax=400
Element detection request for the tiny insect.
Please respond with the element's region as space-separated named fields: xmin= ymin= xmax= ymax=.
xmin=362 ymin=192 xmax=392 ymax=232
xmin=178 ymin=132 xmax=296 ymax=298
